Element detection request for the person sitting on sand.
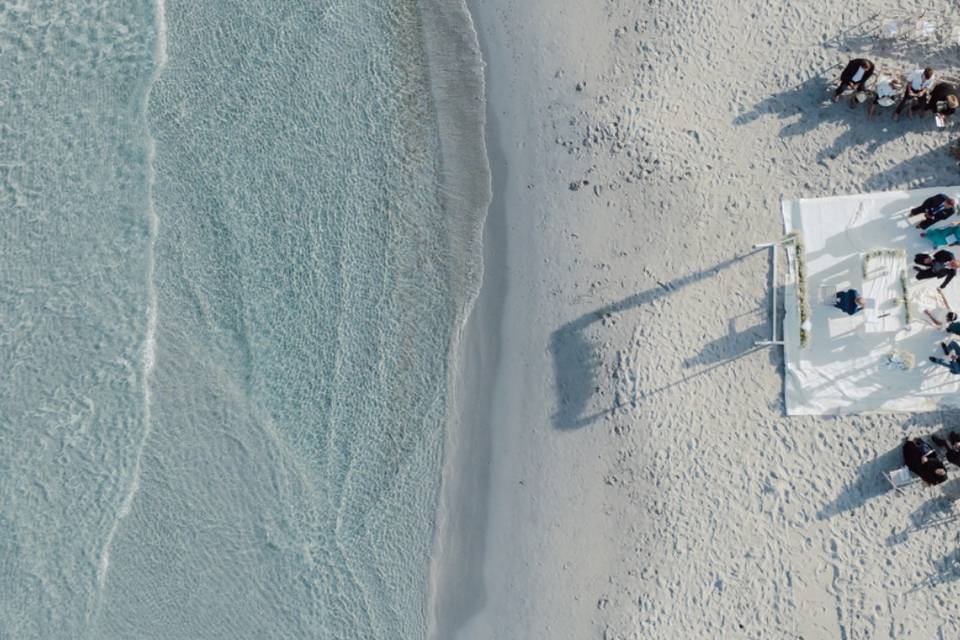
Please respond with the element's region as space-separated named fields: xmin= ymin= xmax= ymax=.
xmin=924 ymin=82 xmax=959 ymax=121
xmin=834 ymin=289 xmax=864 ymax=315
xmin=833 ymin=58 xmax=875 ymax=102
xmin=904 ymin=437 xmax=948 ymax=484
xmin=908 ymin=193 xmax=956 ymax=229
xmin=929 ymin=340 xmax=960 ymax=374
xmin=914 ymin=250 xmax=959 ymax=288
xmin=894 ymin=66 xmax=935 ymax=119
xmin=920 ymin=223 xmax=960 ymax=248
xmin=867 ymin=75 xmax=902 ymax=119
xmin=932 ymin=431 xmax=960 ymax=467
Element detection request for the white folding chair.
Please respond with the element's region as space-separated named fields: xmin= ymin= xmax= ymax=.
xmin=818 ymin=284 xmax=838 ymax=306
xmin=886 ymin=466 xmax=921 ymax=494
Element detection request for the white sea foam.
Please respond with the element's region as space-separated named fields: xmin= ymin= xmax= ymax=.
xmin=89 ymin=0 xmax=166 ymax=625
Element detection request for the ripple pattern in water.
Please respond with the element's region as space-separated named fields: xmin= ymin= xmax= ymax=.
xmin=0 ymin=1 xmax=486 ymax=638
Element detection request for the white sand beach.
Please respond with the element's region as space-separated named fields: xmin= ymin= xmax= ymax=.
xmin=432 ymin=0 xmax=960 ymax=638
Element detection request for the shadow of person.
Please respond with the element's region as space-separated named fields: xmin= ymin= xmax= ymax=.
xmin=550 ymin=253 xmax=751 ymax=430
xmin=802 ymin=196 xmax=918 ymax=269
xmin=907 ymin=548 xmax=960 ymax=594
xmin=733 ymin=72 xmax=839 ymax=135
xmin=862 ymin=144 xmax=958 ymax=193
xmin=887 ymin=493 xmax=959 ymax=545
xmin=814 ymin=109 xmax=933 ymax=164
xmin=681 ymin=315 xmax=765 ymax=369
xmin=817 ymin=444 xmax=905 ymax=520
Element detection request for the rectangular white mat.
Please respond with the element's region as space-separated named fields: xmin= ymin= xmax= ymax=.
xmin=781 ymin=186 xmax=960 ymax=415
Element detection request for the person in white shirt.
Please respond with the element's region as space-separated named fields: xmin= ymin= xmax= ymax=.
xmin=894 ymin=66 xmax=935 ymax=119
xmin=922 ymin=289 xmax=960 ymax=333
xmin=867 ymin=75 xmax=902 ymax=118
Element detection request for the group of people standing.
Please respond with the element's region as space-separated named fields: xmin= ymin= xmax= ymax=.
xmin=908 ymin=194 xmax=960 ymax=372
xmin=912 ymin=193 xmax=960 ymax=288
xmin=834 ymin=59 xmax=957 ymax=123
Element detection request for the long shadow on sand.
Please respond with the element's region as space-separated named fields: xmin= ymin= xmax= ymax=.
xmin=860 ymin=144 xmax=959 ymax=193
xmin=908 ymin=548 xmax=960 ymax=594
xmin=887 ymin=491 xmax=960 ymax=546
xmin=550 ymin=252 xmax=757 ymax=430
xmin=816 ymin=445 xmax=904 ymax=520
xmin=733 ymin=72 xmax=840 ymax=135
xmin=681 ymin=313 xmax=766 ymax=369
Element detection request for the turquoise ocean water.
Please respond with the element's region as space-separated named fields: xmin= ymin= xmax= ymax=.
xmin=0 ymin=1 xmax=487 ymax=638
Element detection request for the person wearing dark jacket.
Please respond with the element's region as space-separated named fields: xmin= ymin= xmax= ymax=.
xmin=909 ymin=193 xmax=956 ymax=229
xmin=915 ymin=249 xmax=960 ymax=288
xmin=932 ymin=432 xmax=960 ymax=467
xmin=903 ymin=438 xmax=948 ymax=484
xmin=833 ymin=58 xmax=875 ymax=101
xmin=924 ymin=82 xmax=960 ymax=119
xmin=834 ymin=289 xmax=864 ymax=315
xmin=916 ymin=249 xmax=956 ymax=268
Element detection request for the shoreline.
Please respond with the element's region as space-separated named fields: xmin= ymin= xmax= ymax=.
xmin=428 ymin=100 xmax=509 ymax=638
xmin=415 ymin=0 xmax=494 ymax=637
xmin=427 ymin=0 xmax=608 ymax=636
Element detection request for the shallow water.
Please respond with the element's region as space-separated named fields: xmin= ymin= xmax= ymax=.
xmin=0 ymin=1 xmax=486 ymax=638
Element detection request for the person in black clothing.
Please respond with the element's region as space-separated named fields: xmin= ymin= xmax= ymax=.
xmin=834 ymin=289 xmax=864 ymax=315
xmin=932 ymin=431 xmax=960 ymax=467
xmin=915 ymin=249 xmax=960 ymax=288
xmin=922 ymin=82 xmax=959 ymax=120
xmin=916 ymin=250 xmax=955 ymax=268
xmin=908 ymin=193 xmax=956 ymax=229
xmin=903 ymin=438 xmax=948 ymax=485
xmin=833 ymin=58 xmax=875 ymax=101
